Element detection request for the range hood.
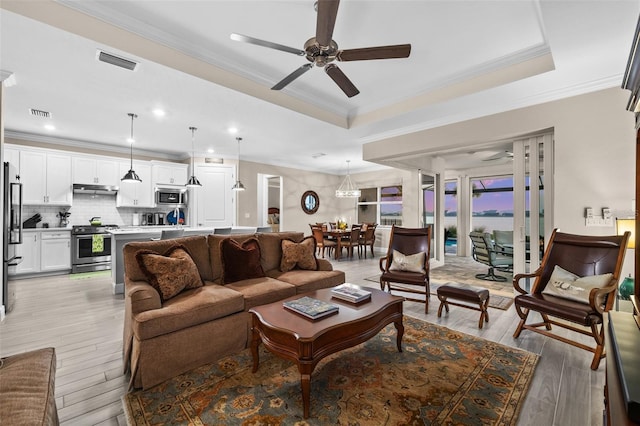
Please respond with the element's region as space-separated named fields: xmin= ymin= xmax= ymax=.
xmin=73 ymin=183 xmax=119 ymax=195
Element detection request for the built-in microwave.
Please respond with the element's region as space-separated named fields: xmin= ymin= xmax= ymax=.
xmin=155 ymin=187 xmax=187 ymax=207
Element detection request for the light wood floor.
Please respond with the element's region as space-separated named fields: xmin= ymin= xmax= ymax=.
xmin=0 ymin=251 xmax=609 ymax=425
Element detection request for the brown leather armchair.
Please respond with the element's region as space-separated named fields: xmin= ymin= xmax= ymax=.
xmin=512 ymin=229 xmax=630 ymax=370
xmin=379 ymin=225 xmax=432 ymax=313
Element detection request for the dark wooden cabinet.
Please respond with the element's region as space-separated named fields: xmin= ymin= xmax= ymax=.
xmin=604 ymin=311 xmax=640 ymax=425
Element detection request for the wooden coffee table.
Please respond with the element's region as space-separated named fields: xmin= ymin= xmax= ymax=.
xmin=248 ymin=287 xmax=404 ymax=418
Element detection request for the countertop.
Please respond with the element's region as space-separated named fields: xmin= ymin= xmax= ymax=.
xmin=23 ymin=227 xmax=71 ymax=232
xmin=108 ymin=226 xmax=258 ymax=235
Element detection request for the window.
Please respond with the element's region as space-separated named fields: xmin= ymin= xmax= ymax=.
xmin=357 ymin=185 xmax=403 ymax=226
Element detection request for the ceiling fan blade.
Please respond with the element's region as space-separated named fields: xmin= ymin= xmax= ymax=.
xmin=230 ymin=33 xmax=305 ymax=56
xmin=482 ymin=151 xmax=513 ymax=161
xmin=337 ymin=44 xmax=412 ymax=61
xmin=271 ymin=63 xmax=313 ymax=90
xmin=325 ymin=64 xmax=359 ymax=98
xmin=316 ymin=0 xmax=340 ymax=47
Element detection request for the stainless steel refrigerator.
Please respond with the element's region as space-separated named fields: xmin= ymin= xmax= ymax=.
xmin=3 ymin=161 xmax=22 ymax=313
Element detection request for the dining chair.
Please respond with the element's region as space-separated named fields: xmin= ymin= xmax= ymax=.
xmin=359 ymin=224 xmax=377 ymax=258
xmin=340 ymin=225 xmax=362 ymax=259
xmin=311 ymin=227 xmax=336 ymax=258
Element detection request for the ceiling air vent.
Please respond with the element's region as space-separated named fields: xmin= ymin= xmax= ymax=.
xmin=97 ymin=50 xmax=138 ymax=71
xmin=29 ymin=108 xmax=51 ymax=118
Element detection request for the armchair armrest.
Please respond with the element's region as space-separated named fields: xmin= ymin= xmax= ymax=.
xmin=379 ymin=255 xmax=391 ymax=273
xmin=513 ymin=272 xmax=539 ymax=295
xmin=590 ymin=283 xmax=618 ymax=314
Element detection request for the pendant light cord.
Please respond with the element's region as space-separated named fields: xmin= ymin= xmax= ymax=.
xmin=128 ymin=113 xmax=137 ymax=169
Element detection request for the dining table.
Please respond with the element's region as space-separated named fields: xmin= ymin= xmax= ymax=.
xmin=323 ymin=228 xmax=363 ymax=260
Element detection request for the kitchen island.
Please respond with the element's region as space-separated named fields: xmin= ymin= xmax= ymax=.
xmin=109 ymin=226 xmax=257 ymax=294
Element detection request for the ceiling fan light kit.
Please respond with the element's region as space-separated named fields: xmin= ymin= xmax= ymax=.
xmin=230 ymin=0 xmax=411 ymax=97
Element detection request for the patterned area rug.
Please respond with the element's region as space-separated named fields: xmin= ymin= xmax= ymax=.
xmin=123 ymin=316 xmax=537 ymax=425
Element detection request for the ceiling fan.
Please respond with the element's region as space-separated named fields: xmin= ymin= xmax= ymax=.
xmin=482 ymin=150 xmax=514 ymax=161
xmin=230 ymin=0 xmax=411 ymax=98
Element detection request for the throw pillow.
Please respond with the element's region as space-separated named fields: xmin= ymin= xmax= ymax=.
xmin=389 ymin=249 xmax=426 ymax=273
xmin=136 ymin=245 xmax=203 ymax=302
xmin=542 ymin=265 xmax=613 ymax=304
xmin=220 ymin=237 xmax=265 ymax=284
xmin=280 ymin=236 xmax=318 ymax=272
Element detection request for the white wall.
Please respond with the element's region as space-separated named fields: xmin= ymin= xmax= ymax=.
xmin=238 ymin=160 xmax=345 ymax=234
xmin=363 ymin=87 xmax=636 ymax=275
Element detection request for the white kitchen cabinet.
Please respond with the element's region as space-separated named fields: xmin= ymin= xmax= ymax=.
xmin=4 ymin=147 xmax=20 ymax=172
xmin=13 ymin=233 xmax=40 ymax=275
xmin=72 ymin=157 xmax=119 ymax=186
xmin=117 ymin=162 xmax=153 ymax=207
xmin=20 ymin=151 xmax=72 ymax=205
xmin=152 ymin=162 xmax=188 ymax=186
xmin=40 ymin=231 xmax=71 ymax=272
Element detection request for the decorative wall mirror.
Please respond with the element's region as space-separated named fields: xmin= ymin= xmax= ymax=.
xmin=301 ymin=190 xmax=319 ymax=215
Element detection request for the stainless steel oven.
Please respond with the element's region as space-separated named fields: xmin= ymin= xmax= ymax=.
xmin=71 ymin=225 xmax=117 ymax=273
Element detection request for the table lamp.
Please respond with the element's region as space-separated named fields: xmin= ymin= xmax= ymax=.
xmin=616 ymin=218 xmax=635 ymax=302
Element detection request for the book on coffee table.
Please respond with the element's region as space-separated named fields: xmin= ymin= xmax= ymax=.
xmin=283 ymin=296 xmax=339 ymax=320
xmin=331 ymin=283 xmax=372 ymax=303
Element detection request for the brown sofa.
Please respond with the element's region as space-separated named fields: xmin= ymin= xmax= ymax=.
xmin=0 ymin=347 xmax=59 ymax=425
xmin=122 ymin=231 xmax=345 ymax=389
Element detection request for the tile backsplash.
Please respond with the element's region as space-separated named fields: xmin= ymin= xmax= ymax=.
xmin=22 ymin=194 xmax=186 ymax=228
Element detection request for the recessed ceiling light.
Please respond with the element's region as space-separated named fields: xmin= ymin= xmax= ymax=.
xmin=228 ymin=127 xmax=238 ymax=134
xmin=44 ymin=124 xmax=55 ymax=131
xmin=207 ymin=148 xmax=215 ymax=153
xmin=152 ymin=108 xmax=165 ymax=117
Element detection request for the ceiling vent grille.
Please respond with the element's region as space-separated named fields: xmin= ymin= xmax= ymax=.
xmin=29 ymin=108 xmax=51 ymax=118
xmin=97 ymin=50 xmax=137 ymax=71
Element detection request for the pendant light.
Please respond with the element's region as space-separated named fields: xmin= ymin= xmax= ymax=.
xmin=335 ymin=160 xmax=360 ymax=198
xmin=185 ymin=126 xmax=202 ymax=187
xmin=121 ymin=113 xmax=141 ymax=183
xmin=232 ymin=137 xmax=246 ymax=191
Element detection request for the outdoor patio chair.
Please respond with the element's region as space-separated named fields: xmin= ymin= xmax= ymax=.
xmin=469 ymin=231 xmax=513 ymax=281
xmin=512 ymin=229 xmax=629 ymax=370
xmin=379 ymin=225 xmax=432 ymax=313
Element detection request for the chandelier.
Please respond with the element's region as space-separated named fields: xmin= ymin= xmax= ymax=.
xmin=335 ymin=160 xmax=360 ymax=198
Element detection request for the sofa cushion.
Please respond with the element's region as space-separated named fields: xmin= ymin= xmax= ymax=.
xmin=267 ymin=269 xmax=346 ymax=293
xmin=208 ymin=234 xmax=256 ymax=283
xmin=132 ymin=283 xmax=245 ymax=340
xmin=280 ymin=236 xmax=318 ymax=272
xmin=224 ymin=277 xmax=296 ymax=310
xmin=256 ymin=232 xmax=304 ymax=272
xmin=220 ymin=237 xmax=266 ymax=284
xmin=136 ymin=245 xmax=203 ymax=301
xmin=124 ymin=236 xmax=213 ymax=282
